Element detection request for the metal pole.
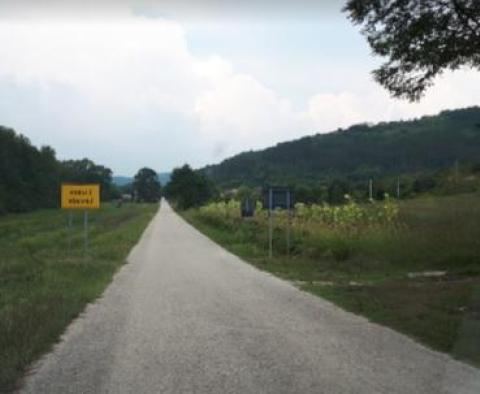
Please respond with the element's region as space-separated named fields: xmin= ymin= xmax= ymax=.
xmin=268 ymin=188 xmax=273 ymax=259
xmin=369 ymin=179 xmax=373 ymax=200
xmin=84 ymin=210 xmax=88 ymax=255
xmin=286 ymin=190 xmax=291 ymax=258
xmin=68 ymin=211 xmax=73 ymax=251
xmin=397 ymin=177 xmax=400 ymax=199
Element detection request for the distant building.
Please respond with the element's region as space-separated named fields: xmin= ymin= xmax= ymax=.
xmin=121 ymin=194 xmax=133 ymax=202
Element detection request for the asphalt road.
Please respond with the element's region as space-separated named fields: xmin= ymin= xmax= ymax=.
xmin=21 ymin=201 xmax=480 ymax=394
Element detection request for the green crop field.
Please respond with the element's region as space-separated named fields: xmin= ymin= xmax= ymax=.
xmin=0 ymin=203 xmax=157 ymax=393
xmin=183 ymin=193 xmax=480 ymax=367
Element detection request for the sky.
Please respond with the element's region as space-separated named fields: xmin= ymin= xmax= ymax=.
xmin=0 ymin=0 xmax=479 ymax=176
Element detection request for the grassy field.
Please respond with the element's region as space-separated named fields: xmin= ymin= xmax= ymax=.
xmin=0 ymin=203 xmax=158 ymax=393
xmin=183 ymin=193 xmax=480 ymax=367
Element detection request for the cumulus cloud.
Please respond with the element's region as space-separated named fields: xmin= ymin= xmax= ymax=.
xmin=0 ymin=19 xmax=199 ymax=111
xmin=0 ymin=16 xmax=203 ymax=172
xmin=0 ymin=15 xmax=307 ymax=169
xmin=306 ymin=69 xmax=480 ymax=132
xmin=194 ymin=56 xmax=306 ymax=156
xmin=0 ymin=7 xmax=478 ymax=174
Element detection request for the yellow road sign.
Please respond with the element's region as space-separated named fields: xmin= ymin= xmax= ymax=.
xmin=61 ymin=184 xmax=100 ymax=209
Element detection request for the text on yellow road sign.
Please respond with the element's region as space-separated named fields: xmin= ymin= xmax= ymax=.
xmin=61 ymin=184 xmax=100 ymax=209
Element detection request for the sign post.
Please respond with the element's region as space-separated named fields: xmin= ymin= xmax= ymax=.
xmin=268 ymin=188 xmax=273 ymax=258
xmin=68 ymin=211 xmax=73 ymax=251
xmin=61 ymin=183 xmax=100 ymax=256
xmin=241 ymin=197 xmax=255 ymax=218
xmin=84 ymin=210 xmax=89 ymax=252
xmin=263 ymin=187 xmax=294 ymax=259
xmin=286 ymin=190 xmax=291 ymax=257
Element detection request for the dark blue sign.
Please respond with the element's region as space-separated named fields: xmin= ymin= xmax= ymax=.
xmin=262 ymin=187 xmax=294 ymax=210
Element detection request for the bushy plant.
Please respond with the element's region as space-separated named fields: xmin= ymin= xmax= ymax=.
xmin=195 ymin=195 xmax=399 ymax=262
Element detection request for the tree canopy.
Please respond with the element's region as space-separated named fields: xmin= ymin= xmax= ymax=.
xmin=133 ymin=167 xmax=162 ymax=203
xmin=61 ymin=159 xmax=114 ymax=201
xmin=164 ymin=164 xmax=215 ymax=210
xmin=344 ymin=0 xmax=480 ymax=100
xmin=0 ymin=126 xmax=117 ymax=214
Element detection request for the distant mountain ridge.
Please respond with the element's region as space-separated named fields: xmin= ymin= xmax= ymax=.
xmin=201 ymin=107 xmax=480 ymax=187
xmin=112 ymin=176 xmax=132 ymax=186
xmin=113 ymin=172 xmax=171 ymax=186
xmin=157 ymin=172 xmax=171 ymax=186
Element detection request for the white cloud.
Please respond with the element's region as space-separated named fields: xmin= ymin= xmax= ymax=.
xmin=307 ymin=92 xmax=377 ymax=131
xmin=194 ymin=57 xmax=306 ymax=156
xmin=0 ymin=15 xmax=308 ymax=167
xmin=0 ymin=9 xmax=478 ymax=174
xmin=306 ymin=68 xmax=480 ymax=132
xmin=0 ymin=19 xmax=200 ymax=112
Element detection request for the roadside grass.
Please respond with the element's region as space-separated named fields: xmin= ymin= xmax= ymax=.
xmin=182 ymin=193 xmax=480 ymax=367
xmin=0 ymin=203 xmax=157 ymax=393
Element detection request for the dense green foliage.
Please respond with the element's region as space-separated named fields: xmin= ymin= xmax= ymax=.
xmin=0 ymin=126 xmax=117 ymax=214
xmin=164 ymin=164 xmax=216 ymax=210
xmin=0 ymin=128 xmax=59 ymax=213
xmin=133 ymin=167 xmax=162 ymax=202
xmin=344 ymin=0 xmax=480 ymax=100
xmin=61 ymin=159 xmax=115 ymax=202
xmin=113 ymin=172 xmax=171 ymax=188
xmin=0 ymin=203 xmax=157 ymax=392
xmin=183 ymin=193 xmax=480 ymax=366
xmin=202 ymin=107 xmax=480 ymax=201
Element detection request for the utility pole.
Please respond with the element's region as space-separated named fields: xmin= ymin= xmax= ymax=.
xmin=68 ymin=211 xmax=73 ymax=251
xmin=268 ymin=188 xmax=273 ymax=259
xmin=84 ymin=210 xmax=89 ymax=257
xmin=286 ymin=190 xmax=291 ymax=258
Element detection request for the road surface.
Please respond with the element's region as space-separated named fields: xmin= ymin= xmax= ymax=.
xmin=21 ymin=201 xmax=480 ymax=393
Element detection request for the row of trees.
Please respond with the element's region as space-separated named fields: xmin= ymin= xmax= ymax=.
xmin=132 ymin=161 xmax=480 ymax=211
xmin=233 ymin=162 xmax=480 ymax=206
xmin=0 ymin=127 xmax=214 ymax=213
xmin=120 ymin=165 xmax=215 ymax=209
xmin=292 ymin=166 xmax=480 ymax=205
xmin=0 ymin=126 xmax=116 ymax=214
xmin=4 ymin=121 xmax=476 ymax=215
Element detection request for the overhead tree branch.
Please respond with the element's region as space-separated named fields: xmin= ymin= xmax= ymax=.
xmin=344 ymin=0 xmax=480 ymax=101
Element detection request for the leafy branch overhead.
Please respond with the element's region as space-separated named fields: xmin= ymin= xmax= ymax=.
xmin=344 ymin=0 xmax=480 ymax=101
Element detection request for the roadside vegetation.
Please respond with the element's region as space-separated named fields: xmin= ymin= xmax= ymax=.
xmin=183 ymin=193 xmax=480 ymax=366
xmin=0 ymin=203 xmax=157 ymax=392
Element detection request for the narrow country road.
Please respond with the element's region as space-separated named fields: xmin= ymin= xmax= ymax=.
xmin=21 ymin=201 xmax=480 ymax=394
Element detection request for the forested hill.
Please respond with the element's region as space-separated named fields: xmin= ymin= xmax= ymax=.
xmin=201 ymin=107 xmax=480 ymax=187
xmin=0 ymin=126 xmax=116 ymax=214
